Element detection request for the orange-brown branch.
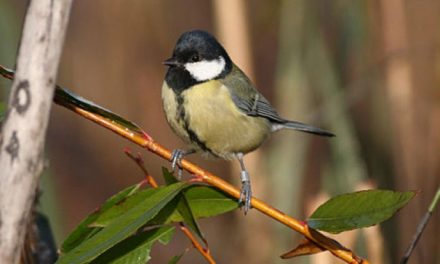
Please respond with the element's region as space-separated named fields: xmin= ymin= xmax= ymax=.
xmin=0 ymin=66 xmax=368 ymax=263
xmin=67 ymin=105 xmax=367 ymax=264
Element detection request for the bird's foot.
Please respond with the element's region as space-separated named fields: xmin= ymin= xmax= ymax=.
xmin=170 ymin=149 xmax=195 ymax=178
xmin=238 ymin=171 xmax=252 ymax=214
xmin=170 ymin=149 xmax=185 ymax=178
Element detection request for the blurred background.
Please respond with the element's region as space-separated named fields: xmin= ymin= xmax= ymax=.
xmin=1 ymin=0 xmax=439 ymax=263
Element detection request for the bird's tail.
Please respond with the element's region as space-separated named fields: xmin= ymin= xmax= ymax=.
xmin=274 ymin=120 xmax=335 ymax=137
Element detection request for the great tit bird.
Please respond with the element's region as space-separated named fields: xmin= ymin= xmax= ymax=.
xmin=162 ymin=30 xmax=334 ymax=213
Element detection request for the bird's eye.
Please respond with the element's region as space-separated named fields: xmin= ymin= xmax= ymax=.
xmin=191 ymin=54 xmax=200 ymax=62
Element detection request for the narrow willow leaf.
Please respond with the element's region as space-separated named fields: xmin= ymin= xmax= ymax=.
xmin=168 ymin=253 xmax=185 ymax=264
xmin=158 ymin=225 xmax=175 ymax=245
xmin=153 ymin=186 xmax=238 ymax=224
xmin=93 ymin=180 xmax=236 ymax=231
xmin=57 ymin=183 xmax=186 ymax=264
xmin=55 ymin=87 xmax=141 ymax=133
xmin=91 ymin=188 xmax=158 ymax=227
xmin=91 ymin=226 xmax=175 ymax=264
xmin=0 ymin=65 xmax=14 ymax=80
xmin=54 ymin=88 xmax=144 ymax=135
xmin=162 ymin=168 xmax=205 ymax=241
xmin=308 ymin=190 xmax=415 ymax=233
xmin=185 ymin=186 xmax=238 ymax=218
xmin=61 ymin=184 xmax=139 ymax=253
xmin=0 ymin=65 xmax=146 ymax=136
xmin=162 ymin=167 xmax=178 ymax=186
xmin=280 ymin=238 xmax=324 ymax=259
xmin=282 ymin=227 xmax=349 ymax=259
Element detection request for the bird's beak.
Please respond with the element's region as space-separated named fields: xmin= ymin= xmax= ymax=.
xmin=163 ymin=57 xmax=181 ymax=67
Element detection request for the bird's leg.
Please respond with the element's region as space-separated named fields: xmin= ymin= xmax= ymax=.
xmin=170 ymin=149 xmax=195 ymax=178
xmin=237 ymin=153 xmax=252 ymax=214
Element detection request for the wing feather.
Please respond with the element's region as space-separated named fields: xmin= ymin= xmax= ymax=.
xmin=221 ymin=64 xmax=334 ymax=137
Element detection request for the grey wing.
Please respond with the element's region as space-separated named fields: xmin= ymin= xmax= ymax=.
xmin=224 ymin=65 xmax=335 ymax=137
xmin=222 ymin=65 xmax=287 ymax=123
xmin=233 ymin=91 xmax=287 ymax=123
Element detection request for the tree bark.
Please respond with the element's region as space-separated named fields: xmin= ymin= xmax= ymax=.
xmin=0 ymin=0 xmax=72 ymax=263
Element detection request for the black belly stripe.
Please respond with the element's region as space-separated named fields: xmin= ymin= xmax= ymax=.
xmin=175 ymin=93 xmax=216 ymax=156
xmin=176 ymin=94 xmax=185 ymax=121
xmin=185 ymin=127 xmax=212 ymax=154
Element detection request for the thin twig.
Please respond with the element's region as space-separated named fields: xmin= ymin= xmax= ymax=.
xmin=0 ymin=66 xmax=367 ymax=264
xmin=401 ymin=187 xmax=440 ymax=264
xmin=124 ymin=149 xmax=216 ymax=264
xmin=178 ymin=223 xmax=215 ymax=264
xmin=124 ymin=149 xmax=158 ymax=188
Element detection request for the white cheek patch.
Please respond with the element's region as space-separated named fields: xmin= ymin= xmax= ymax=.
xmin=184 ymin=56 xmax=226 ymax=81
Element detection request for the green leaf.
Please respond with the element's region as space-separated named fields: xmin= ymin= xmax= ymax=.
xmin=150 ymin=186 xmax=238 ymax=225
xmin=57 ymin=183 xmax=186 ymax=264
xmin=0 ymin=102 xmax=5 ymax=121
xmin=158 ymin=225 xmax=175 ymax=245
xmin=0 ymin=65 xmax=147 ymax=138
xmin=184 ymin=186 xmax=238 ymax=218
xmin=175 ymin=191 xmax=205 ymax=242
xmin=91 ymin=169 xmax=180 ymax=227
xmin=162 ymin=167 xmax=178 ymax=185
xmin=91 ymin=226 xmax=175 ymax=264
xmin=92 ymin=185 xmax=237 ymax=229
xmin=54 ymin=87 xmax=145 ymax=135
xmin=162 ymin=168 xmax=205 ymax=242
xmin=61 ymin=184 xmax=140 ymax=253
xmin=308 ymin=190 xmax=416 ymax=233
xmin=168 ymin=253 xmax=185 ymax=264
xmin=91 ymin=188 xmax=159 ymax=227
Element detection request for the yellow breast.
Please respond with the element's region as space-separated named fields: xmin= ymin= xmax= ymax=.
xmin=161 ymin=82 xmax=191 ymax=144
xmin=180 ymin=80 xmax=271 ymax=159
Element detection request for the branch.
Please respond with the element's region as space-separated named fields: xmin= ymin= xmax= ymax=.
xmin=63 ymin=98 xmax=366 ymax=263
xmin=0 ymin=1 xmax=72 ymax=263
xmin=401 ymin=186 xmax=440 ymax=264
xmin=0 ymin=66 xmax=368 ymax=264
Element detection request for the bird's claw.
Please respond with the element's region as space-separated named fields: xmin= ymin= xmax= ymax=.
xmin=171 ymin=149 xmax=185 ymax=178
xmin=239 ymin=178 xmax=252 ymax=214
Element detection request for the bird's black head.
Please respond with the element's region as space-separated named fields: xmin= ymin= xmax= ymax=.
xmin=164 ymin=30 xmax=233 ymax=93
